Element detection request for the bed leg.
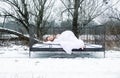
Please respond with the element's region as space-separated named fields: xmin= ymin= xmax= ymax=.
xmin=104 ymin=51 xmax=105 ymax=58
xmin=29 ymin=50 xmax=31 ymax=58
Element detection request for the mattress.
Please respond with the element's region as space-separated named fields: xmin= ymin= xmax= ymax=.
xmin=32 ymin=42 xmax=103 ymax=49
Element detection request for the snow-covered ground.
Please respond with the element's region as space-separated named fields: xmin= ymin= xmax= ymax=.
xmin=0 ymin=44 xmax=120 ymax=78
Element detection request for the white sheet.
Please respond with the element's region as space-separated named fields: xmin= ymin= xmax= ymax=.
xmin=53 ymin=30 xmax=85 ymax=54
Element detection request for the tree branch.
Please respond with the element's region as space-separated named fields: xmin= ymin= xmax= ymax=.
xmin=60 ymin=0 xmax=73 ymax=17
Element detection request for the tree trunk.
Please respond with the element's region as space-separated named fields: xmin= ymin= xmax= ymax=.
xmin=72 ymin=0 xmax=80 ymax=38
xmin=36 ymin=6 xmax=44 ymax=39
xmin=0 ymin=27 xmax=38 ymax=42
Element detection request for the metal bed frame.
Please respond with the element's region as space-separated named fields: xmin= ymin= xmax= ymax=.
xmin=29 ymin=25 xmax=105 ymax=58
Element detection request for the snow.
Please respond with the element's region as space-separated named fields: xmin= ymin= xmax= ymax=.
xmin=0 ymin=44 xmax=120 ymax=78
xmin=1 ymin=58 xmax=120 ymax=78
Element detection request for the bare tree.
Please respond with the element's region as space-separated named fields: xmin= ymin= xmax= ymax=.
xmin=30 ymin=0 xmax=55 ymax=39
xmin=108 ymin=8 xmax=120 ymax=21
xmin=0 ymin=0 xmax=55 ymax=40
xmin=72 ymin=0 xmax=84 ymax=37
xmin=0 ymin=0 xmax=30 ymax=33
xmin=60 ymin=0 xmax=120 ymax=37
xmin=105 ymin=8 xmax=120 ymax=47
xmin=60 ymin=0 xmax=81 ymax=37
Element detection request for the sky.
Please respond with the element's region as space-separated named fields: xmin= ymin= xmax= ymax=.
xmin=0 ymin=1 xmax=11 ymax=23
xmin=0 ymin=0 xmax=120 ymax=24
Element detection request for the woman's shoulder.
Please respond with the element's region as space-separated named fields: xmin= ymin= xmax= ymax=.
xmin=62 ymin=30 xmax=73 ymax=33
xmin=61 ymin=30 xmax=74 ymax=36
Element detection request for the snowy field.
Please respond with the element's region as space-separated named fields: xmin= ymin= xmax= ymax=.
xmin=0 ymin=44 xmax=120 ymax=78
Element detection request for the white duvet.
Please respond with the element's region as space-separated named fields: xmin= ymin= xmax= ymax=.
xmin=51 ymin=30 xmax=85 ymax=54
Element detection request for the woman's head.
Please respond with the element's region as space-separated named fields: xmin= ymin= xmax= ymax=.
xmin=43 ymin=35 xmax=56 ymax=41
xmin=46 ymin=35 xmax=55 ymax=41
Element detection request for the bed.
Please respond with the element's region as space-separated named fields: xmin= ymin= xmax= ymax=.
xmin=29 ymin=42 xmax=105 ymax=57
xmin=29 ymin=25 xmax=105 ymax=58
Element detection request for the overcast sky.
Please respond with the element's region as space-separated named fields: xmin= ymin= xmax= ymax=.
xmin=0 ymin=0 xmax=120 ymax=24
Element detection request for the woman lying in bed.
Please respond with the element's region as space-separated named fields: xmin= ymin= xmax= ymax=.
xmin=43 ymin=30 xmax=85 ymax=54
